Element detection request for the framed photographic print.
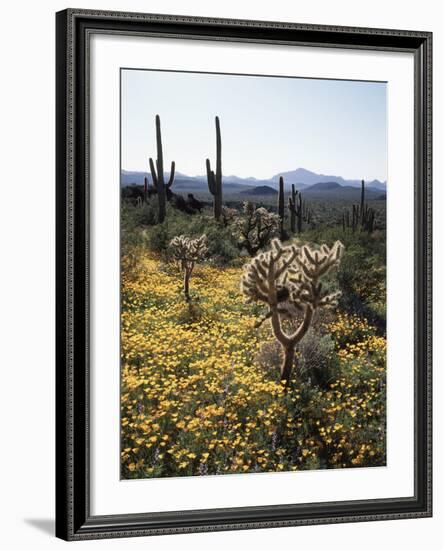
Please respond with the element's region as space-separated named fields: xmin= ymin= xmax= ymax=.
xmin=55 ymin=9 xmax=432 ymax=541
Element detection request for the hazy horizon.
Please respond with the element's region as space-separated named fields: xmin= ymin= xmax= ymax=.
xmin=120 ymin=166 xmax=386 ymax=183
xmin=121 ymin=69 xmax=387 ymax=182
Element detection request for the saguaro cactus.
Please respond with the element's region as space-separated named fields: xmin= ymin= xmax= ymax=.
xmin=241 ymin=238 xmax=344 ymax=386
xmin=363 ymin=208 xmax=376 ymax=232
xmin=343 ymin=179 xmax=376 ymax=233
xmin=302 ymin=200 xmax=310 ymax=223
xmin=288 ymin=184 xmax=303 ymax=233
xmin=149 ymin=114 xmax=175 ymax=223
xmin=359 ymin=179 xmax=365 ymax=224
xmin=277 ymin=176 xmax=285 ymax=239
xmin=169 ymin=235 xmax=208 ymax=300
xmin=143 ymin=176 xmax=149 ymax=203
xmin=206 ymin=116 xmax=223 ymax=220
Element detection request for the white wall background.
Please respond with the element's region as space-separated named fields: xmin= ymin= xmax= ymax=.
xmin=0 ymin=1 xmax=440 ymax=548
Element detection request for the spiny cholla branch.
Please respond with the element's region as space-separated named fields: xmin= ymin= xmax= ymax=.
xmin=241 ymin=238 xmax=344 ymax=384
xmin=221 ymin=206 xmax=237 ymax=227
xmin=233 ymin=202 xmax=280 ymax=257
xmin=169 ymin=235 xmax=208 ymax=299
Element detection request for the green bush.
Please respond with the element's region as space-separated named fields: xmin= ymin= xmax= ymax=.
xmin=300 ymin=226 xmax=386 ymax=332
xmin=296 ymin=328 xmax=338 ymax=389
xmin=121 ymin=202 xmax=145 ymax=270
xmin=149 ymin=223 xmax=170 ymax=253
xmin=143 ymin=206 xmax=239 ymax=265
xmin=337 ymin=235 xmax=386 ymax=331
xmin=121 ymin=199 xmax=158 ymax=226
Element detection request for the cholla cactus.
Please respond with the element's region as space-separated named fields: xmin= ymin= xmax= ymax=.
xmin=169 ymin=235 xmax=208 ymax=300
xmin=221 ymin=206 xmax=237 ymax=227
xmin=233 ymin=202 xmax=280 ymax=256
xmin=241 ymin=238 xmax=344 ymax=386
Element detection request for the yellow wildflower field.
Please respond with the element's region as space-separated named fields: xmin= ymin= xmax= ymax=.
xmin=121 ymin=247 xmax=386 ymax=479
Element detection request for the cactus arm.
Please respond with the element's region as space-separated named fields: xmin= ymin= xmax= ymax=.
xmin=167 ymin=160 xmax=175 ymax=188
xmin=149 ymin=157 xmax=158 ymax=189
xmin=144 ymin=176 xmax=148 ymax=202
xmin=290 ymin=305 xmax=314 ymax=345
xmin=266 ymin=256 xmax=292 ymax=347
xmin=275 ymin=247 xmax=299 ymax=279
xmin=215 ymin=116 xmax=222 ymax=184
xmin=155 ymin=114 xmax=164 ymax=185
xmin=270 ymin=309 xmax=293 ymax=349
xmin=206 ymin=159 xmax=216 ymax=195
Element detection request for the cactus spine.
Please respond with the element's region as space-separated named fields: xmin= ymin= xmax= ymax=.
xmin=149 ymin=114 xmax=175 ymax=224
xmin=288 ymin=184 xmax=303 ymax=233
xmin=241 ymin=239 xmax=344 ymax=387
xmin=206 ymin=116 xmax=223 ymax=220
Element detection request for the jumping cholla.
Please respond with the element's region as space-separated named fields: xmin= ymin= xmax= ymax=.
xmin=169 ymin=234 xmax=208 ymax=300
xmin=241 ymin=238 xmax=344 ymax=386
xmin=233 ymin=202 xmax=280 ymax=257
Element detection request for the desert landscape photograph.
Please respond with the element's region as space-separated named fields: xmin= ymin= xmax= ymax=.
xmin=119 ymin=69 xmax=387 ymax=480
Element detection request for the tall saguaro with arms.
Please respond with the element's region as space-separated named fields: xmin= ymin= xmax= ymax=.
xmin=149 ymin=114 xmax=175 ymax=223
xmin=206 ymin=116 xmax=223 ymax=221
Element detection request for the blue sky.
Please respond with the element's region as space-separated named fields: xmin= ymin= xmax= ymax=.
xmin=121 ymin=69 xmax=387 ymax=181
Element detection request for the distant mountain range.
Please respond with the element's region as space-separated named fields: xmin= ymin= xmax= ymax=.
xmin=121 ymin=168 xmax=386 ymax=199
xmin=270 ymin=168 xmax=386 ymax=191
xmin=302 ymin=181 xmax=384 ymax=200
xmin=241 ymin=185 xmax=277 ymax=196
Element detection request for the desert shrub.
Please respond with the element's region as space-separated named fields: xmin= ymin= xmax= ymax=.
xmin=255 ymin=339 xmax=283 ymax=378
xmin=257 ymin=327 xmax=338 ymax=390
xmin=136 ymin=202 xmax=157 ymax=226
xmin=122 ymin=199 xmax=158 ymax=227
xmin=201 ymin=223 xmax=238 ymax=265
xmin=337 ymin=237 xmax=386 ymax=330
xmin=300 ymin=226 xmax=386 ymax=331
xmin=149 ymin=223 xmax=170 ymax=253
xmin=144 ymin=208 xmax=239 ymax=265
xmin=121 ymin=203 xmax=146 ymax=272
xmin=296 ymin=329 xmax=338 ymax=389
